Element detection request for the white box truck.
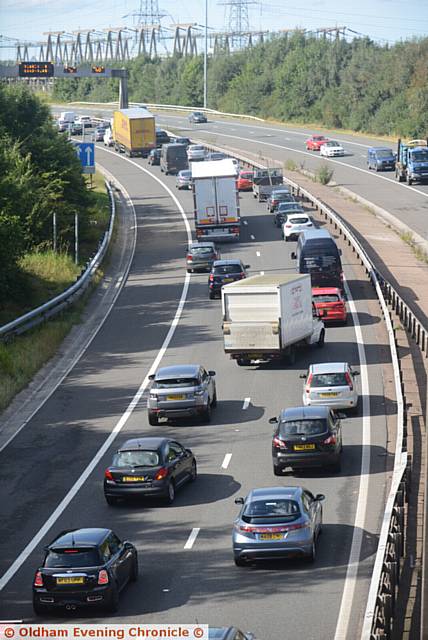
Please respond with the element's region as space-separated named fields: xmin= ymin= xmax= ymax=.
xmin=192 ymin=159 xmax=240 ymax=241
xmin=222 ymin=273 xmax=325 ymax=365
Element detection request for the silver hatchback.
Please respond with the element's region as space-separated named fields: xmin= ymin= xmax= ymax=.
xmin=147 ymin=364 xmax=217 ymax=425
xmin=186 ymin=242 xmax=219 ymax=273
xmin=232 ymin=486 xmax=324 ymax=566
xmin=301 ymin=362 xmax=359 ymax=412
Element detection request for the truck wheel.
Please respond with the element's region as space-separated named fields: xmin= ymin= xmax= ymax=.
xmin=237 ymin=358 xmax=250 ymax=366
xmin=317 ymin=329 xmax=325 ymax=348
xmin=148 ymin=412 xmax=159 ymax=426
xmin=406 ymin=174 xmax=412 ymax=185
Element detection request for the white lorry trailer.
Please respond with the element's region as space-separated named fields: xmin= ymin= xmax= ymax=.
xmin=222 ymin=273 xmax=325 ymax=365
xmin=192 ymin=159 xmax=240 ymax=241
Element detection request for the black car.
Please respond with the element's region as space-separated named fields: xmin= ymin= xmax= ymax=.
xmin=270 ymin=405 xmax=343 ymax=475
xmin=148 ymin=148 xmax=162 ymax=165
xmin=274 ymin=203 xmax=305 ymax=227
xmin=267 ymin=189 xmax=294 ymax=213
xmin=156 ymin=128 xmax=171 ymax=147
xmin=70 ymin=122 xmax=83 ymax=136
xmin=188 ymin=111 xmax=207 ymax=124
xmin=208 ymin=259 xmax=250 ymax=299
xmin=32 ymin=528 xmax=138 ymax=615
xmin=173 ymin=136 xmax=191 ymax=147
xmin=104 ymin=437 xmax=197 ymax=505
xmin=209 ymin=629 xmax=255 ymax=640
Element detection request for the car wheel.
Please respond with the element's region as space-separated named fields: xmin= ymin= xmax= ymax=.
xmin=148 ymin=412 xmax=159 ymax=426
xmin=331 ymin=459 xmax=342 ymax=473
xmin=273 ymin=464 xmax=283 ymax=476
xmin=105 ymin=495 xmax=119 ymax=507
xmin=317 ymin=329 xmax=325 ymax=348
xmin=106 ymin=583 xmax=120 ymax=612
xmin=211 ymin=390 xmax=217 ymax=407
xmin=209 ymin=291 xmax=216 ymax=300
xmin=189 ymin=460 xmax=197 ymax=482
xmin=234 ymin=556 xmax=248 ymax=567
xmin=349 ymin=400 xmax=359 ymax=416
xmin=33 ymin=599 xmax=48 ymax=616
xmin=165 ymin=480 xmax=175 ymax=504
xmin=285 ymin=236 xmax=289 ymax=242
xmin=130 ymin=555 xmax=139 ymax=582
xmin=187 ymin=269 xmax=193 ymax=274
xmin=236 ymin=357 xmax=250 ymax=366
xmin=202 ymin=403 xmax=211 ymax=423
xmin=407 ymin=175 xmax=412 ymax=185
xmin=305 ymin=541 xmax=316 ymax=563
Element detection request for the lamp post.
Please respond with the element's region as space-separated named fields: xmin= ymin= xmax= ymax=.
xmin=204 ymin=0 xmax=208 ymax=109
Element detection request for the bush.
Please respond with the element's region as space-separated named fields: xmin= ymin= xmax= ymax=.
xmin=317 ymin=164 xmax=334 ymax=185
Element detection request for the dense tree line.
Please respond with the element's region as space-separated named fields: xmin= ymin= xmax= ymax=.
xmin=0 ymin=85 xmax=90 ymax=302
xmin=53 ymin=33 xmax=428 ymax=138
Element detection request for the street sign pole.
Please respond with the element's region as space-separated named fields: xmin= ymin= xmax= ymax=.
xmin=53 ymin=211 xmax=57 ymax=252
xmin=75 ymin=212 xmax=79 ymax=264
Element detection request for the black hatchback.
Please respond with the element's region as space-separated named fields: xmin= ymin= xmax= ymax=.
xmin=156 ymin=128 xmax=171 ymax=147
xmin=32 ymin=528 xmax=138 ymax=615
xmin=270 ymin=405 xmax=343 ymax=474
xmin=208 ymin=259 xmax=250 ymax=299
xmin=104 ymin=437 xmax=197 ymax=505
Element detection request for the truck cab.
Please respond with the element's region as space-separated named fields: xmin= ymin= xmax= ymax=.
xmin=396 ymin=138 xmax=428 ymax=185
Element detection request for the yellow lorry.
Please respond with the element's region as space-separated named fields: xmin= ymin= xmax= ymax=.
xmin=112 ymin=107 xmax=156 ymax=157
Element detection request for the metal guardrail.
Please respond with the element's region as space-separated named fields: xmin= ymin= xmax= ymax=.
xmin=195 ymin=139 xmax=416 ymax=639
xmin=0 ymin=181 xmax=116 ymax=341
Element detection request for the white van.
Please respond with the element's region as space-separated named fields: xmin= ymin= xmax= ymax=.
xmin=60 ymin=111 xmax=75 ymax=123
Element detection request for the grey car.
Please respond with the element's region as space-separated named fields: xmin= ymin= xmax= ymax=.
xmin=176 ymin=169 xmax=193 ymax=190
xmin=186 ymin=242 xmax=219 ymax=273
xmin=147 ymin=364 xmax=217 ymax=425
xmin=232 ymin=486 xmax=324 ymax=566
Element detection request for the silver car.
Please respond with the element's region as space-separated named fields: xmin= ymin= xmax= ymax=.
xmin=232 ymin=486 xmax=324 ymax=566
xmin=176 ymin=170 xmax=192 ymax=190
xmin=187 ymin=144 xmax=206 ymax=161
xmin=147 ymin=364 xmax=217 ymax=425
xmin=186 ymin=242 xmax=219 ymax=273
xmin=301 ymin=362 xmax=359 ymax=412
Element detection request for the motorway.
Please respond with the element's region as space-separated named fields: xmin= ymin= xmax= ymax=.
xmin=0 ymin=130 xmax=393 ymax=639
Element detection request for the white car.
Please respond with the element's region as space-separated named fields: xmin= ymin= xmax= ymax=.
xmin=75 ymin=115 xmax=92 ymax=128
xmin=187 ymin=144 xmax=206 ymax=161
xmin=319 ymin=140 xmax=345 ymax=157
xmin=103 ymin=128 xmax=114 ymax=147
xmin=301 ymin=362 xmax=359 ymax=412
xmin=282 ymin=213 xmax=313 ymax=241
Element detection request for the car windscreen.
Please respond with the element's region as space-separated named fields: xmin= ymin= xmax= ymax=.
xmin=191 ymin=246 xmax=214 ymax=255
xmin=45 ymin=548 xmax=100 ymax=568
xmin=179 ymin=171 xmax=191 ymax=177
xmin=113 ymin=450 xmax=160 ymax=468
xmin=213 ymin=264 xmax=242 ymax=274
xmin=242 ymin=499 xmax=301 ymax=523
xmin=154 ymin=378 xmax=199 ymax=388
xmin=311 ymin=373 xmax=348 ymax=387
xmin=413 ymin=150 xmax=428 ymax=162
xmin=279 ymin=419 xmax=327 ymax=436
xmin=289 ymin=217 xmax=309 ymax=225
xmin=375 ymin=149 xmax=393 ymax=158
xmin=313 ymin=293 xmax=340 ymax=303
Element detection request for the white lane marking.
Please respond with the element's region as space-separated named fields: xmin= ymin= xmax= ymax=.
xmin=115 ymin=275 xmax=123 ymax=289
xmin=242 ymin=397 xmax=251 ymax=410
xmin=260 ymin=271 xmax=265 ymax=275
xmin=162 ymin=588 xmax=170 ymax=592
xmin=0 ymin=172 xmax=137 ymax=455
xmin=243 ymin=220 xmax=248 ymax=225
xmin=206 ymin=130 xmax=428 ymax=200
xmin=184 ymin=528 xmax=200 ymax=550
xmin=250 ymin=234 xmax=255 ymax=240
xmin=0 ymin=152 xmax=192 ymax=592
xmin=333 ymin=278 xmax=371 ymax=640
xmin=256 ymin=251 xmax=261 ymax=257
xmin=221 ymin=453 xmax=232 ymax=469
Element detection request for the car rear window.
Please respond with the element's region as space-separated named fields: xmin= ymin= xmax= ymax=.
xmin=311 ymin=373 xmax=348 ymax=387
xmin=179 ymin=171 xmax=191 ymax=177
xmin=45 ymin=549 xmax=100 ymax=568
xmin=191 ymin=246 xmax=214 ymax=255
xmin=154 ymin=378 xmax=199 ymax=388
xmin=279 ymin=419 xmax=327 ymax=436
xmin=289 ymin=217 xmax=309 ymax=224
xmin=114 ymin=450 xmax=159 ymax=468
xmin=243 ymin=499 xmax=301 ymax=523
xmin=313 ymin=293 xmax=340 ymax=303
xmin=190 ymin=145 xmax=204 ymax=151
xmin=240 ymin=172 xmax=253 ymax=179
xmin=213 ymin=264 xmax=242 ymax=274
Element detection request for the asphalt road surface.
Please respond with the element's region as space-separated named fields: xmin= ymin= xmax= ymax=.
xmin=0 ymin=137 xmax=392 ymax=640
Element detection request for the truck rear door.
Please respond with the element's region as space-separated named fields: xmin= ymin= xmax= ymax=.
xmin=216 ymin=177 xmax=238 ymax=223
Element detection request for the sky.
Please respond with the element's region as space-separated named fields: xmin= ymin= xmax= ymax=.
xmin=1 ymin=0 xmax=428 ymax=60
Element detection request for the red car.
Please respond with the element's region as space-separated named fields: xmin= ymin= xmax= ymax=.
xmin=312 ymin=287 xmax=347 ymax=324
xmin=306 ymin=135 xmax=329 ymax=151
xmin=236 ymin=169 xmax=254 ymax=191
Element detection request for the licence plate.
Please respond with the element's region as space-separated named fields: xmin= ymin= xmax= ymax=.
xmin=123 ymin=476 xmax=145 ymax=482
xmin=320 ymin=392 xmax=338 ymax=398
xmin=56 ymin=577 xmax=84 ymax=585
xmin=167 ymin=394 xmax=185 ymax=400
xmin=259 ymin=533 xmax=283 ymax=540
xmin=294 ymin=444 xmax=315 ymax=451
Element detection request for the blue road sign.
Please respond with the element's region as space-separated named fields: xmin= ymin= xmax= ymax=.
xmin=74 ymin=142 xmax=95 ymax=174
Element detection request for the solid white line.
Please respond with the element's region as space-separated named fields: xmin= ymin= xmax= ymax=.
xmin=184 ymin=528 xmax=200 ymax=550
xmin=333 ymin=278 xmax=371 ymax=640
xmin=242 ymin=397 xmax=251 ymax=410
xmin=221 ymin=453 xmax=232 ymax=469
xmin=243 ymin=220 xmax=248 ymax=225
xmin=250 ymin=234 xmax=255 ymax=240
xmin=0 ymin=153 xmax=192 ymax=592
xmin=256 ymin=251 xmax=261 ymax=257
xmin=0 ymin=170 xmax=137 ymax=455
